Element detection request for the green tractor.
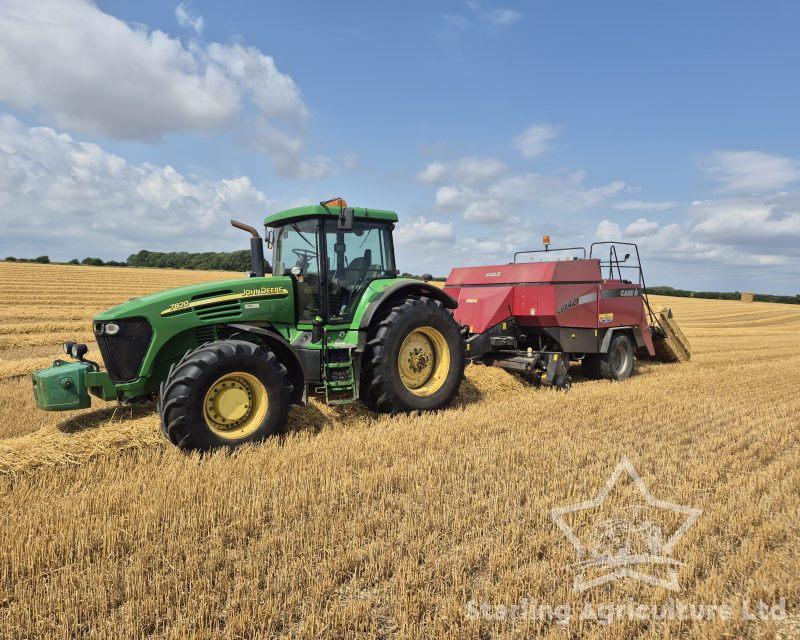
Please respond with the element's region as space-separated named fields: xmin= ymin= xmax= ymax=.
xmin=32 ymin=199 xmax=466 ymax=451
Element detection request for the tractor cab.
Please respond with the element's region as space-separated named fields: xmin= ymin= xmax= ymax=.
xmin=266 ymin=199 xmax=398 ymax=324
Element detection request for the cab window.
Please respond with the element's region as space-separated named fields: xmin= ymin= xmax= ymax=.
xmin=324 ymin=219 xmax=394 ymax=320
xmin=274 ymin=219 xmax=321 ymax=322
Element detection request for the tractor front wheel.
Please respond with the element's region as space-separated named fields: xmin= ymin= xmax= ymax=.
xmin=158 ymin=340 xmax=292 ymax=451
xmin=361 ymin=296 xmax=465 ymax=413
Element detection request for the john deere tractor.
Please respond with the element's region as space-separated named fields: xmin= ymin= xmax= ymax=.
xmin=32 ymin=199 xmax=466 ymax=451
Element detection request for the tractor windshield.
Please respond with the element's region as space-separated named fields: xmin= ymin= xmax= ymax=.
xmin=272 ymin=217 xmax=396 ymax=323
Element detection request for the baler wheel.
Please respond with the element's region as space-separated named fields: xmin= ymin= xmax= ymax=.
xmin=158 ymin=340 xmax=292 ymax=452
xmin=583 ymin=333 xmax=635 ymax=381
xmin=361 ymin=296 xmax=465 ymax=413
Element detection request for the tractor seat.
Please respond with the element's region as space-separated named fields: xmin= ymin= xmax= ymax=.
xmin=342 ymin=249 xmax=372 ymax=288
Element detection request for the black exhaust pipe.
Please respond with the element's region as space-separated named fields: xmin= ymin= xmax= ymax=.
xmin=230 ymin=219 xmax=265 ymax=277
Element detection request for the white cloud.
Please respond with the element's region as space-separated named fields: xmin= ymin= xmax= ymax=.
xmin=595 ymin=220 xmax=622 ymax=241
xmin=175 ymin=3 xmax=204 ymax=36
xmin=483 ymin=8 xmax=523 ymax=27
xmin=624 ymin=218 xmax=660 ymax=237
xmin=458 ymin=238 xmax=506 ymax=254
xmin=417 ymin=161 xmax=448 ymax=184
xmin=0 ymin=115 xmax=272 ymax=259
xmin=418 ymin=157 xmax=507 ymax=185
xmin=434 ymin=185 xmax=468 ymax=212
xmin=464 ymin=199 xmax=505 ymax=223
xmin=248 ymin=123 xmax=332 ymax=180
xmin=513 ymin=124 xmax=559 ymax=159
xmin=427 ymin=163 xmax=625 ymax=222
xmin=394 ymin=216 xmax=454 ymax=246
xmin=409 ymin=145 xmax=800 ymax=289
xmin=453 ymin=157 xmax=508 ymax=183
xmin=0 ymin=0 xmax=330 ymax=179
xmin=438 ymin=4 xmax=521 ymax=40
xmin=698 ymin=151 xmax=800 ymax=192
xmin=689 ymin=195 xmax=800 ymax=245
xmin=612 ymin=199 xmax=677 ymax=211
xmin=594 ymin=189 xmax=800 ymax=276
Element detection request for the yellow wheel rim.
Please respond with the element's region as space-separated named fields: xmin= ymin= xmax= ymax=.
xmin=397 ymin=326 xmax=450 ymax=397
xmin=203 ymin=371 xmax=268 ymax=439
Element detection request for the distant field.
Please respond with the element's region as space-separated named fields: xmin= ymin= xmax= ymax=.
xmin=0 ymin=261 xmax=798 ymax=639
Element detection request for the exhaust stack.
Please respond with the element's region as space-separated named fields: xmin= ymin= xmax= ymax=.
xmin=230 ymin=219 xmax=266 ymax=277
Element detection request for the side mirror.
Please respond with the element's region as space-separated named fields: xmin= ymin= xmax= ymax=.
xmin=624 ymin=253 xmax=631 ymax=261
xmin=338 ymin=207 xmax=354 ymax=231
xmin=421 ymin=273 xmax=433 ymax=283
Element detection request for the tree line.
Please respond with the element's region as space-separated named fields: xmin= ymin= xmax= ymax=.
xmin=126 ymin=250 xmax=270 ymax=273
xmin=645 ymin=285 xmax=800 ymax=305
xmin=3 ymin=251 xmax=270 ymax=273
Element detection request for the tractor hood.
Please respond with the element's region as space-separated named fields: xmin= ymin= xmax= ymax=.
xmin=93 ymin=276 xmax=295 ymax=323
xmin=86 ymin=275 xmax=296 ymax=391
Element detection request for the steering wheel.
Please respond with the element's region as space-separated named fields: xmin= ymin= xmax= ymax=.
xmin=292 ymin=248 xmax=317 ymax=262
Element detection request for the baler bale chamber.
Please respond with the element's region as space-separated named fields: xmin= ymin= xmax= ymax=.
xmin=444 ymin=240 xmax=690 ymax=388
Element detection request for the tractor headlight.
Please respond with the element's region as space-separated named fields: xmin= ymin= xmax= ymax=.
xmin=63 ymin=341 xmax=76 ymax=355
xmin=103 ymin=322 xmax=120 ymax=336
xmin=69 ymin=343 xmax=88 ymax=359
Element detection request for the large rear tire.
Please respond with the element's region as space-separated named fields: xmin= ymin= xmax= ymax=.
xmin=361 ymin=297 xmax=465 ymax=413
xmin=158 ymin=340 xmax=292 ymax=452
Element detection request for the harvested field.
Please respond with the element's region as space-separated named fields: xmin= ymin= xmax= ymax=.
xmin=0 ymin=261 xmax=798 ymax=639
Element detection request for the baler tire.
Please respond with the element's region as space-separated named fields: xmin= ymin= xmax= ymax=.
xmin=599 ymin=333 xmax=635 ymax=381
xmin=158 ymin=340 xmax=292 ymax=452
xmin=360 ymin=296 xmax=465 ymax=414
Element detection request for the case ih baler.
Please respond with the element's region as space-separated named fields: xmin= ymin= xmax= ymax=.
xmin=444 ymin=241 xmax=687 ymax=388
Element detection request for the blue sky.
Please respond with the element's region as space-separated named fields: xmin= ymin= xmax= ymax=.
xmin=1 ymin=0 xmax=799 ymax=293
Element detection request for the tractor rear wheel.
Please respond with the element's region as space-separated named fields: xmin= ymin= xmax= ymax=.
xmin=158 ymin=340 xmax=292 ymax=451
xmin=583 ymin=333 xmax=635 ymax=381
xmin=361 ymin=296 xmax=465 ymax=413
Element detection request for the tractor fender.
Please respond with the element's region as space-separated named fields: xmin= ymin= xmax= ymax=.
xmin=358 ymin=281 xmax=457 ymax=331
xmin=225 ymin=323 xmax=306 ymax=405
xmin=599 ymin=326 xmax=645 ymax=353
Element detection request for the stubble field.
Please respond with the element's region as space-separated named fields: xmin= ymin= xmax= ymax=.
xmin=0 ymin=261 xmax=798 ymax=639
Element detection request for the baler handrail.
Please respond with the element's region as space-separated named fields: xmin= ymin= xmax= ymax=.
xmin=589 ymin=241 xmax=640 ymax=257
xmin=513 ymin=247 xmax=587 ymax=262
xmin=590 ymin=241 xmax=657 ymax=325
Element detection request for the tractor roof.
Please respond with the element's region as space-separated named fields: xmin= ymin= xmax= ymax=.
xmin=264 ymin=204 xmax=398 ymax=227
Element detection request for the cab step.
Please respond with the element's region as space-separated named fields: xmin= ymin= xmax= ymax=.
xmin=321 ymin=346 xmax=358 ymax=404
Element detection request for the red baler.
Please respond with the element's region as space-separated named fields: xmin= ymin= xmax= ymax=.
xmin=444 ymin=242 xmax=674 ymax=388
